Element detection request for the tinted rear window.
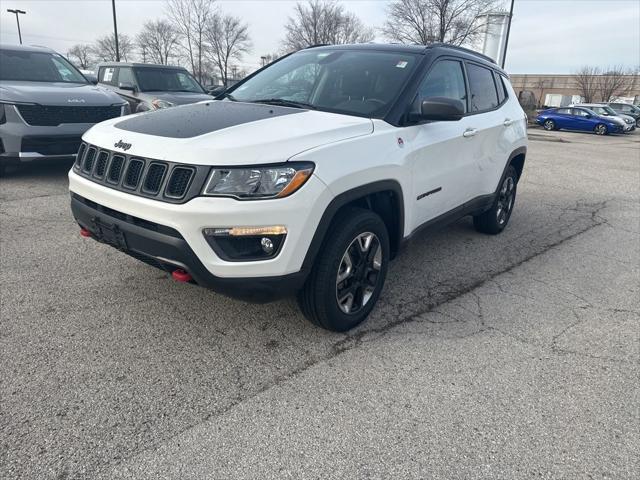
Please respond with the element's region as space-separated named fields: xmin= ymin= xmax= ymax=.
xmin=467 ymin=63 xmax=499 ymax=112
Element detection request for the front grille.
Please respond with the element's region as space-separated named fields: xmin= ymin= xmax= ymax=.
xmin=123 ymin=159 xmax=144 ymax=189
xmin=82 ymin=147 xmax=97 ymax=173
xmin=166 ymin=167 xmax=194 ymax=199
xmin=75 ymin=143 xmax=87 ymax=167
xmin=73 ymin=143 xmax=208 ymax=204
xmin=17 ymin=105 xmax=122 ymax=126
xmin=107 ymin=155 xmax=125 ymax=184
xmin=22 ymin=135 xmax=82 ymax=156
xmin=143 ymin=163 xmax=167 ymax=194
xmin=94 ymin=151 xmax=109 ymax=178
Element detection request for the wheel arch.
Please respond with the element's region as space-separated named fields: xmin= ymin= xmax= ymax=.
xmin=301 ymin=180 xmax=405 ymax=271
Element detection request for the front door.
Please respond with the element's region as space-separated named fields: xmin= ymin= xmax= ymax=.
xmin=406 ymin=59 xmax=479 ymax=230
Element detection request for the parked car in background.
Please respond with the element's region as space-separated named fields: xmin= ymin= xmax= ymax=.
xmin=607 ymin=102 xmax=640 ymax=127
xmin=571 ymin=103 xmax=635 ymax=132
xmin=535 ymin=106 xmax=625 ymax=135
xmin=0 ymin=44 xmax=128 ymax=175
xmin=96 ymin=63 xmax=212 ymax=113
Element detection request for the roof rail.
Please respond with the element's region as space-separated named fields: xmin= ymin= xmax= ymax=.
xmin=303 ymin=43 xmax=331 ymax=49
xmin=429 ymin=43 xmax=496 ymax=64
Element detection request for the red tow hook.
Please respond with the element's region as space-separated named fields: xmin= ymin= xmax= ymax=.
xmin=171 ymin=269 xmax=192 ymax=283
xmin=80 ymin=227 xmax=92 ymax=238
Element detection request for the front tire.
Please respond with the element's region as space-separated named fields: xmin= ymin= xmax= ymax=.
xmin=473 ymin=166 xmax=518 ymax=235
xmin=594 ymin=124 xmax=608 ymax=135
xmin=297 ymin=207 xmax=389 ymax=332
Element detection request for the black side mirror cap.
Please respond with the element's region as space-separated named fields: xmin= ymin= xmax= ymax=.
xmin=418 ymin=97 xmax=465 ymax=121
xmin=119 ymin=82 xmax=136 ymax=92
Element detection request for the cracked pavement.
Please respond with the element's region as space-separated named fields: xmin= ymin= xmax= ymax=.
xmin=1 ymin=130 xmax=639 ymax=479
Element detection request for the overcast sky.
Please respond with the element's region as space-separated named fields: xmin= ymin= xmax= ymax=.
xmin=1 ymin=0 xmax=638 ymax=74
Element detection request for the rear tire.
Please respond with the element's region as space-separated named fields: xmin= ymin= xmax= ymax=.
xmin=473 ymin=166 xmax=518 ymax=235
xmin=297 ymin=207 xmax=389 ymax=332
xmin=594 ymin=124 xmax=608 ymax=135
xmin=543 ymin=119 xmax=556 ymax=131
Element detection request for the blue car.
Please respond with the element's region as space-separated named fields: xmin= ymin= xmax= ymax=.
xmin=535 ymin=107 xmax=625 ymax=135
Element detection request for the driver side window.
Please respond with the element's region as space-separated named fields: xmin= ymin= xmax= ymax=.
xmin=416 ymin=60 xmax=467 ymax=113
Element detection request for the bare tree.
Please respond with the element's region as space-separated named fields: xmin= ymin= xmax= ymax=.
xmin=91 ymin=34 xmax=135 ymax=62
xmin=382 ymin=0 xmax=499 ymax=46
xmin=596 ymin=65 xmax=636 ymax=102
xmin=67 ymin=44 xmax=93 ymax=69
xmin=136 ymin=19 xmax=180 ymax=65
xmin=204 ymin=13 xmax=251 ymax=87
xmin=283 ymin=0 xmax=374 ymax=51
xmin=166 ymin=0 xmax=215 ymax=82
xmin=574 ymin=66 xmax=601 ymax=103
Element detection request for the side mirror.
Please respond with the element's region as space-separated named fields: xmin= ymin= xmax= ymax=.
xmin=119 ymin=82 xmax=136 ymax=92
xmin=85 ymin=73 xmax=98 ymax=85
xmin=415 ymin=97 xmax=465 ymax=122
xmin=585 ymin=114 xmax=592 ymax=119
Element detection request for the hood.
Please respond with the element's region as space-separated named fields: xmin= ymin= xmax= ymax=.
xmin=601 ymin=115 xmax=625 ymax=125
xmin=0 ymin=81 xmax=125 ymax=106
xmin=144 ymin=91 xmax=213 ymax=106
xmin=82 ymin=101 xmax=373 ymax=166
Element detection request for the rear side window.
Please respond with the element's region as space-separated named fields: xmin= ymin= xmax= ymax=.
xmin=99 ymin=67 xmax=117 ymax=85
xmin=494 ymin=72 xmax=508 ymax=104
xmin=466 ymin=63 xmax=499 ymax=112
xmin=417 ymin=59 xmax=467 ymax=112
xmin=117 ymin=67 xmax=135 ymax=86
xmin=556 ymin=108 xmax=571 ymax=114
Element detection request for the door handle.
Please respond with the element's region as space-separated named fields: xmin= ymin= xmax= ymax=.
xmin=503 ymin=118 xmax=514 ymax=126
xmin=463 ymin=128 xmax=477 ymax=138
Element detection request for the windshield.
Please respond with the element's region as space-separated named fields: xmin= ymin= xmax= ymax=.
xmin=230 ymin=49 xmax=420 ymax=118
xmin=0 ymin=49 xmax=88 ymax=83
xmin=591 ymin=106 xmax=617 ymax=116
xmin=134 ymin=67 xmax=204 ymax=93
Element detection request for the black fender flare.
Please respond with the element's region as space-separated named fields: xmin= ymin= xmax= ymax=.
xmin=301 ymin=180 xmax=405 ymax=271
xmin=497 ymin=146 xmax=527 ymax=192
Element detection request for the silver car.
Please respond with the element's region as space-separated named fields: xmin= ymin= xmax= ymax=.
xmin=573 ymin=103 xmax=636 ymax=133
xmin=96 ymin=62 xmax=212 ymax=113
xmin=0 ymin=44 xmax=128 ymax=175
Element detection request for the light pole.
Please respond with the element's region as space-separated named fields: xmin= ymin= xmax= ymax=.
xmin=7 ymin=8 xmax=26 ymax=45
xmin=501 ymin=0 xmax=515 ymax=69
xmin=111 ymin=0 xmax=120 ymax=61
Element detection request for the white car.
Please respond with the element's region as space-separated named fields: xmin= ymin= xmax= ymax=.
xmin=69 ymin=43 xmax=527 ymax=331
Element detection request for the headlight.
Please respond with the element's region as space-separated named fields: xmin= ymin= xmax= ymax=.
xmin=151 ymin=99 xmax=174 ymax=109
xmin=202 ymin=162 xmax=314 ymax=199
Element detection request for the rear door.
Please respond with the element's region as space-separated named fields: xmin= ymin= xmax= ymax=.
xmin=463 ymin=62 xmax=505 ymax=198
xmin=553 ymin=108 xmax=573 ymax=129
xmin=406 ymin=58 xmax=479 ymax=228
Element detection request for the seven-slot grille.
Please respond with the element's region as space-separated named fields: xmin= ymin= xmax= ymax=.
xmin=74 ymin=142 xmax=200 ymax=202
xmin=16 ymin=105 xmax=122 ymax=126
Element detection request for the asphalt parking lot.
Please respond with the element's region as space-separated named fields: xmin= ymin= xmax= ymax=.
xmin=1 ymin=129 xmax=639 ymax=479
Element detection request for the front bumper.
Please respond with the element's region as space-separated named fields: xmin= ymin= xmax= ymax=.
xmin=69 ymin=169 xmax=331 ymax=293
xmin=70 ymin=193 xmax=307 ymax=302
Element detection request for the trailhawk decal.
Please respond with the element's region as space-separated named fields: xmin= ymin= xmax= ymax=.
xmin=114 ymin=101 xmax=303 ymax=139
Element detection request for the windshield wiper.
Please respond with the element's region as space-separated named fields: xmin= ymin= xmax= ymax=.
xmin=252 ymin=98 xmax=316 ymax=110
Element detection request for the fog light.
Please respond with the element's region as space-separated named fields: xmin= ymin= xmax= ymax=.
xmin=203 ymin=226 xmax=287 ymax=261
xmin=261 ymin=237 xmax=274 ymax=254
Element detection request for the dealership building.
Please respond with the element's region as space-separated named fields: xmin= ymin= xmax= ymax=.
xmin=509 ymin=74 xmax=640 ymax=108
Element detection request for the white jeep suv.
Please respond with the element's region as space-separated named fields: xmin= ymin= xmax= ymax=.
xmin=69 ymin=43 xmax=527 ymax=332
